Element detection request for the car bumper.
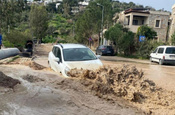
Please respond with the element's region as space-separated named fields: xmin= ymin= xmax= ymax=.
xmin=163 ymin=59 xmax=175 ymax=64
xmin=102 ymin=51 xmax=114 ymax=55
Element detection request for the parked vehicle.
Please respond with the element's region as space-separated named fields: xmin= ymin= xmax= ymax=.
xmin=96 ymin=45 xmax=114 ymax=56
xmin=48 ymin=44 xmax=103 ymax=77
xmin=150 ymin=46 xmax=175 ymax=65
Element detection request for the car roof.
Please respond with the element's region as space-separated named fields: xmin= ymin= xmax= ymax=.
xmin=54 ymin=44 xmax=87 ymax=49
xmin=158 ymin=45 xmax=175 ymax=48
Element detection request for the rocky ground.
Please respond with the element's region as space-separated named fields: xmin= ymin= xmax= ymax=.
xmin=0 ymin=44 xmax=175 ymax=115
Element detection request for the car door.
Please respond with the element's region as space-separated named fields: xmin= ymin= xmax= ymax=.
xmin=157 ymin=47 xmax=164 ymax=61
xmin=49 ymin=47 xmax=57 ymax=71
xmin=52 ymin=47 xmax=63 ymax=73
xmin=151 ymin=48 xmax=158 ymax=62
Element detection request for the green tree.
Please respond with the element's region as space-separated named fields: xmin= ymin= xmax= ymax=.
xmin=104 ymin=23 xmax=123 ymax=45
xmin=0 ymin=0 xmax=29 ymax=33
xmin=75 ymin=2 xmax=101 ymax=44
xmin=75 ymin=0 xmax=113 ymax=44
xmin=105 ymin=23 xmax=135 ymax=55
xmin=136 ymin=25 xmax=157 ymax=40
xmin=95 ymin=0 xmax=113 ymax=28
xmin=29 ymin=5 xmax=49 ymax=42
xmin=119 ymin=31 xmax=135 ymax=55
xmin=46 ymin=3 xmax=57 ymax=13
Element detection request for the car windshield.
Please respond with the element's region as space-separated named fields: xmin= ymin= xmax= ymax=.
xmin=63 ymin=48 xmax=97 ymax=61
xmin=165 ymin=47 xmax=175 ymax=54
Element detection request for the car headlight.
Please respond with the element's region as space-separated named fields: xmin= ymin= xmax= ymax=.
xmin=65 ymin=66 xmax=70 ymax=76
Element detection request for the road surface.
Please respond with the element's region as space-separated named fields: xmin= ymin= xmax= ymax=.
xmin=33 ymin=44 xmax=175 ymax=91
xmin=0 ymin=44 xmax=145 ymax=115
xmin=101 ymin=56 xmax=175 ymax=91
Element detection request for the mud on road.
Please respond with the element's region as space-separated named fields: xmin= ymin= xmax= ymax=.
xmin=1 ymin=44 xmax=175 ymax=115
xmin=0 ymin=64 xmax=144 ymax=115
xmin=68 ymin=65 xmax=175 ymax=114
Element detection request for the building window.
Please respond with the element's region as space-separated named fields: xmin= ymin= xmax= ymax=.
xmin=155 ymin=20 xmax=161 ymax=28
xmin=133 ymin=20 xmax=138 ymax=25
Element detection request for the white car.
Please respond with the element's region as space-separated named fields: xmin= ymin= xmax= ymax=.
xmin=48 ymin=44 xmax=103 ymax=77
xmin=150 ymin=46 xmax=175 ymax=65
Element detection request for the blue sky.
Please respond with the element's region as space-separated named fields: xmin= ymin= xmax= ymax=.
xmin=119 ymin=0 xmax=174 ymax=12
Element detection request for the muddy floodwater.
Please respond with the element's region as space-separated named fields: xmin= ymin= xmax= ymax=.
xmin=0 ymin=65 xmax=143 ymax=115
xmin=102 ymin=60 xmax=175 ymax=91
xmin=1 ymin=44 xmax=175 ymax=115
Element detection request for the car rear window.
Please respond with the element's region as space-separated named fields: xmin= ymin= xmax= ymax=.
xmin=165 ymin=47 xmax=175 ymax=54
xmin=158 ymin=48 xmax=164 ymax=54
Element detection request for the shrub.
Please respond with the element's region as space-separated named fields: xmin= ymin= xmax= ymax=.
xmin=42 ymin=35 xmax=57 ymax=43
xmin=118 ymin=31 xmax=135 ymax=56
xmin=4 ymin=30 xmax=31 ymax=48
xmin=136 ymin=40 xmax=164 ymax=59
xmin=2 ymin=41 xmax=14 ymax=48
xmin=136 ymin=25 xmax=157 ymax=40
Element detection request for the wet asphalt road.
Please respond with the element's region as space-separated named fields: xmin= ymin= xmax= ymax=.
xmin=33 ymin=44 xmax=175 ymax=91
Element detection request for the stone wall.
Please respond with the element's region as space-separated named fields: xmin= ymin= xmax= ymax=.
xmin=169 ymin=4 xmax=175 ymax=41
xmin=148 ymin=12 xmax=169 ymax=42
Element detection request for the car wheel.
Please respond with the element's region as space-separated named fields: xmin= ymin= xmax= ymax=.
xmin=159 ymin=59 xmax=163 ymax=65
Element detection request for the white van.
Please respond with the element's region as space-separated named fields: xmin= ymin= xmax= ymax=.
xmin=150 ymin=46 xmax=175 ymax=65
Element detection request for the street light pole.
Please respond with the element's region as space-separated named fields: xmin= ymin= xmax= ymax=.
xmin=97 ymin=3 xmax=104 ymax=46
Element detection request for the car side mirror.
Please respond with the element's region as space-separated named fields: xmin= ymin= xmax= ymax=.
xmin=96 ymin=55 xmax=101 ymax=59
xmin=54 ymin=57 xmax=60 ymax=62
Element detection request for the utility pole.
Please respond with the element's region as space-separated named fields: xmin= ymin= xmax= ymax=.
xmin=97 ymin=3 xmax=104 ymax=46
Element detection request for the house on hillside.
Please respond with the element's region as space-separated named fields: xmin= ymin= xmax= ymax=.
xmin=78 ymin=1 xmax=89 ymax=11
xmin=44 ymin=0 xmax=63 ymax=6
xmin=117 ymin=8 xmax=170 ymax=42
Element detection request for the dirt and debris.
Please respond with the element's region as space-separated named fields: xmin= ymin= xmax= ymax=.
xmin=25 ymin=61 xmax=46 ymax=70
xmin=68 ymin=65 xmax=175 ymax=114
xmin=1 ymin=44 xmax=175 ymax=115
xmin=0 ymin=71 xmax=20 ymax=89
xmin=68 ymin=65 xmax=150 ymax=103
xmin=23 ymin=74 xmax=45 ymax=83
xmin=0 ymin=57 xmax=46 ymax=70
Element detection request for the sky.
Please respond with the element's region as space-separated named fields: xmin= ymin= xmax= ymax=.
xmin=119 ymin=0 xmax=175 ymax=12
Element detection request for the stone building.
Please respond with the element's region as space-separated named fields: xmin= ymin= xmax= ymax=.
xmin=117 ymin=8 xmax=170 ymax=42
xmin=169 ymin=4 xmax=175 ymax=41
